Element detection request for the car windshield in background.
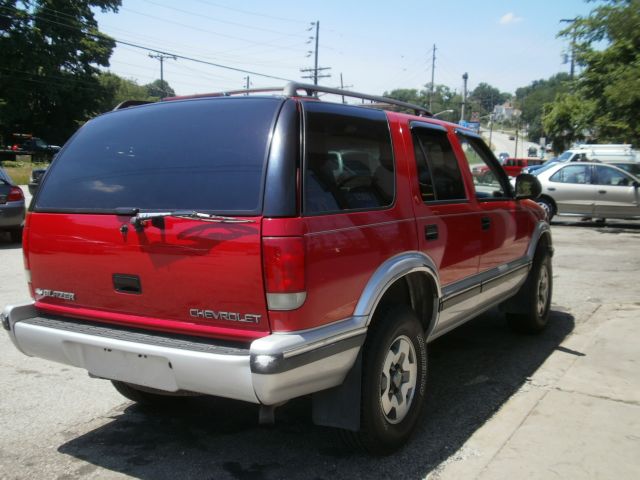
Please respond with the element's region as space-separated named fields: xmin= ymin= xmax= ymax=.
xmin=531 ymin=160 xmax=560 ymax=176
xmin=34 ymin=97 xmax=283 ymax=214
xmin=557 ymin=151 xmax=573 ymax=161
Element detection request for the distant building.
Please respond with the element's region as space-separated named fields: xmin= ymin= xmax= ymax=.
xmin=492 ymin=102 xmax=521 ymax=122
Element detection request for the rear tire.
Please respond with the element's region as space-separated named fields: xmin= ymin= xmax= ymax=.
xmin=507 ymin=249 xmax=552 ymax=334
xmin=342 ymin=305 xmax=427 ymax=455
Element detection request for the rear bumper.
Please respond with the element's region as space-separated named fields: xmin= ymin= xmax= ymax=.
xmin=0 ymin=202 xmax=25 ymax=229
xmin=2 ymin=302 xmax=366 ymax=405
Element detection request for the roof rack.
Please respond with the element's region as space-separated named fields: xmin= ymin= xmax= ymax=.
xmin=283 ymin=82 xmax=432 ymax=117
xmin=159 ymin=82 xmax=432 ymax=116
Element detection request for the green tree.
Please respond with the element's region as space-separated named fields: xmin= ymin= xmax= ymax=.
xmin=469 ymin=82 xmax=510 ymax=117
xmin=97 ymin=72 xmax=154 ymax=111
xmin=515 ymin=73 xmax=571 ymax=143
xmin=384 ymin=84 xmax=461 ymax=120
xmin=543 ymin=0 xmax=640 ymax=147
xmin=542 ymin=93 xmax=597 ymax=152
xmin=0 ymin=0 xmax=121 ymax=144
xmin=144 ymin=79 xmax=176 ymax=98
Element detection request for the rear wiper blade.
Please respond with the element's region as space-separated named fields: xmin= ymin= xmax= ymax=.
xmin=130 ymin=210 xmax=255 ymax=230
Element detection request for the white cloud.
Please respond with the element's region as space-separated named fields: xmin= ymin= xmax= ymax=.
xmin=499 ymin=12 xmax=523 ymax=25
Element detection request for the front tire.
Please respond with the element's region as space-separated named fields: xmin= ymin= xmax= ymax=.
xmin=507 ymin=249 xmax=552 ymax=333
xmin=343 ymin=305 xmax=427 ymax=455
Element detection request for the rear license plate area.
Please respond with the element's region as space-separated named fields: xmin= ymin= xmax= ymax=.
xmin=79 ymin=344 xmax=177 ymax=391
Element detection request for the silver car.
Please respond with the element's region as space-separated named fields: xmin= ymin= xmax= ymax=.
xmin=0 ymin=167 xmax=26 ymax=242
xmin=533 ymin=162 xmax=640 ymax=221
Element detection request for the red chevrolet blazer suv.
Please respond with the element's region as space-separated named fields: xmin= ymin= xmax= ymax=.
xmin=2 ymin=83 xmax=552 ymax=454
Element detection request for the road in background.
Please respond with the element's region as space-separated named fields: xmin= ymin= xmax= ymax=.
xmin=485 ymin=129 xmax=541 ymax=159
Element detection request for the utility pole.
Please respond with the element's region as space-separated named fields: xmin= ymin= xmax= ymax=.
xmin=488 ymin=114 xmax=494 ymax=150
xmin=301 ymin=20 xmax=331 ymax=89
xmin=460 ymin=72 xmax=468 ymax=123
xmin=243 ymin=76 xmax=251 ymax=94
xmin=560 ymin=18 xmax=578 ymax=79
xmin=429 ymin=44 xmax=436 ymax=111
xmin=339 ymin=73 xmax=353 ymax=104
xmin=514 ymin=125 xmax=519 ymax=158
xmin=148 ymin=53 xmax=177 ymax=96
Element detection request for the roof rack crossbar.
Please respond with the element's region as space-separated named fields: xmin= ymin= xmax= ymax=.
xmin=283 ymin=82 xmax=432 ymax=117
xmin=158 ymin=83 xmax=432 ymax=116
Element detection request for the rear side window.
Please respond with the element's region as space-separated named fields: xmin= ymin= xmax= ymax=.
xmin=412 ymin=127 xmax=466 ymax=202
xmin=550 ymin=165 xmax=591 ymax=184
xmin=35 ymin=97 xmax=283 ymax=214
xmin=303 ymin=102 xmax=394 ymax=214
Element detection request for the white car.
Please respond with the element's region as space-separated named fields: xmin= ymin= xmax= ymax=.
xmin=532 ymin=162 xmax=640 ymax=221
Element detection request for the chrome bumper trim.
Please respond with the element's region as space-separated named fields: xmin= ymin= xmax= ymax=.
xmin=3 ymin=302 xmax=365 ymax=406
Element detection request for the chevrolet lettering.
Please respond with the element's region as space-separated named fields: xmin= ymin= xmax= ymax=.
xmin=189 ymin=308 xmax=261 ymax=324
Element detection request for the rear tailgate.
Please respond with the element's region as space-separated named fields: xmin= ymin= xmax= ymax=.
xmin=28 ymin=212 xmax=269 ymax=339
xmin=27 ymin=96 xmax=286 ymax=341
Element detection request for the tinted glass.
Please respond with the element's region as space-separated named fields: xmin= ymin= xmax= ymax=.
xmin=35 ymin=98 xmax=282 ymax=213
xmin=412 ymin=128 xmax=466 ymax=202
xmin=457 ymin=134 xmax=509 ymax=199
xmin=613 ymin=163 xmax=640 ymax=177
xmin=303 ymin=102 xmax=394 ymax=214
xmin=550 ymin=165 xmax=591 ymax=184
xmin=594 ymin=165 xmax=633 ymax=186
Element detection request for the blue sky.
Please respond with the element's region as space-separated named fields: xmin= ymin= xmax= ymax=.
xmin=95 ymin=0 xmax=596 ymax=97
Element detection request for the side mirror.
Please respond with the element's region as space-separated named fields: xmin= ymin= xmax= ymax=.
xmin=515 ymin=173 xmax=542 ymax=200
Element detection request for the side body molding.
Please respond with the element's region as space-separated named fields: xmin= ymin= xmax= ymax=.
xmin=353 ymin=251 xmax=441 ymax=323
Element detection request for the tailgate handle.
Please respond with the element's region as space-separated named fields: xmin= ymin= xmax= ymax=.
xmin=113 ymin=274 xmax=142 ymax=294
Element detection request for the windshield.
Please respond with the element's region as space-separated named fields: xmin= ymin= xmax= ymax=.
xmin=35 ymin=97 xmax=283 ymax=214
xmin=531 ymin=160 xmax=560 ymax=176
xmin=557 ymin=151 xmax=573 ymax=161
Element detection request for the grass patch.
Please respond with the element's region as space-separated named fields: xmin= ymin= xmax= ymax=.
xmin=2 ymin=162 xmax=49 ymax=185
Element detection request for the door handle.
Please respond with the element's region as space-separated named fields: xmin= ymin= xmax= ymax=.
xmin=598 ymin=190 xmax=607 ymax=194
xmin=548 ymin=187 xmax=556 ymax=191
xmin=425 ymin=224 xmax=438 ymax=241
xmin=481 ymin=217 xmax=491 ymax=230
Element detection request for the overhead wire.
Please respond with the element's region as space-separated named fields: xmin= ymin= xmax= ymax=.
xmin=1 ymin=6 xmax=297 ymax=83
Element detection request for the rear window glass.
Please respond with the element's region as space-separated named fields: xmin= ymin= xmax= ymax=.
xmin=35 ymin=97 xmax=282 ymax=214
xmin=303 ymin=102 xmax=394 ymax=214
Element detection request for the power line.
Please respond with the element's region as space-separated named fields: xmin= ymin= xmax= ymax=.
xmin=1 ymin=7 xmax=296 ymax=83
xmin=140 ymin=0 xmax=308 ymax=39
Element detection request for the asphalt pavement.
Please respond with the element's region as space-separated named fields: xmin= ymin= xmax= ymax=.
xmin=487 ymin=130 xmax=540 ymax=159
xmin=1 ymin=187 xmax=639 ymax=479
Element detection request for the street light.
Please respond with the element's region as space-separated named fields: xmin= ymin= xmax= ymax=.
xmin=433 ymin=109 xmax=454 ymax=118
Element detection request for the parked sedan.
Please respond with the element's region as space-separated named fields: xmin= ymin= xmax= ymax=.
xmin=28 ymin=167 xmax=47 ymax=195
xmin=533 ymin=162 xmax=640 ymax=221
xmin=0 ymin=167 xmax=26 ymax=242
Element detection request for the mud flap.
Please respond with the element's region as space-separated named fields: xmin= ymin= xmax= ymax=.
xmin=311 ymin=352 xmax=362 ymax=431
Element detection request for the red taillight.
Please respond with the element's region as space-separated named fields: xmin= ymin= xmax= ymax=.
xmin=7 ymin=186 xmax=24 ymax=202
xmin=262 ymin=236 xmax=305 ymax=293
